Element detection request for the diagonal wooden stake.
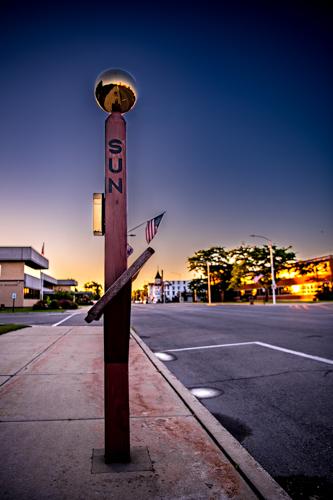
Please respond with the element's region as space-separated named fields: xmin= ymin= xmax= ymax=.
xmin=85 ymin=247 xmax=155 ymax=323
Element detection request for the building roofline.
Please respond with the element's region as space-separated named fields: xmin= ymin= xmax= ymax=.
xmin=297 ymin=255 xmax=333 ymax=264
xmin=42 ymin=273 xmax=58 ymax=285
xmin=0 ymin=246 xmax=49 ymax=270
xmin=56 ymin=279 xmax=78 ymax=286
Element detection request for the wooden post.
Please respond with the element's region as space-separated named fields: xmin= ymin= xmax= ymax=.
xmin=104 ymin=111 xmax=131 ymax=463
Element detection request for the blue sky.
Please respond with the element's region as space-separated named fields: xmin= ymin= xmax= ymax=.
xmin=0 ymin=0 xmax=332 ymax=287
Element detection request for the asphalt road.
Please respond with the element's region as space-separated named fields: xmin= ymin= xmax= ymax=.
xmin=2 ymin=302 xmax=332 ymax=498
xmin=131 ymin=303 xmax=333 ymax=499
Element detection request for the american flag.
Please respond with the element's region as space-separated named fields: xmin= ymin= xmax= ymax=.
xmin=127 ymin=244 xmax=134 ymax=257
xmin=253 ymin=274 xmax=263 ymax=283
xmin=145 ymin=212 xmax=165 ymax=244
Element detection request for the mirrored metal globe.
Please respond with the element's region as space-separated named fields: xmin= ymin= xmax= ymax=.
xmin=94 ymin=69 xmax=137 ymax=113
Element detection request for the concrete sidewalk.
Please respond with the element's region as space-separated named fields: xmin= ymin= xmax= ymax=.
xmin=0 ymin=325 xmax=288 ymax=499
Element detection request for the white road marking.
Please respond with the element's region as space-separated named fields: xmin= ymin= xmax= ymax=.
xmin=52 ymin=312 xmax=81 ymax=327
xmin=255 ymin=342 xmax=333 ymax=365
xmin=165 ymin=340 xmax=333 ymax=365
xmin=315 ymin=304 xmax=333 ymax=311
xmin=165 ymin=342 xmax=256 ymax=352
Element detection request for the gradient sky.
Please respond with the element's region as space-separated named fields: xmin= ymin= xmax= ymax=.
xmin=0 ymin=0 xmax=332 ymax=289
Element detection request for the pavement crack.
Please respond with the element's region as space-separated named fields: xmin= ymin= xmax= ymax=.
xmin=18 ymin=372 xmax=100 ymax=376
xmin=0 ymin=417 xmax=103 ymax=423
xmin=0 ymin=327 xmax=72 ymax=389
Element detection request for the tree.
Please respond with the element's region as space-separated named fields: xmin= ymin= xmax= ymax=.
xmin=188 ymin=244 xmax=298 ymax=303
xmin=132 ymin=285 xmax=148 ymax=303
xmin=294 ymin=258 xmax=332 ymax=298
xmin=229 ymin=244 xmax=296 ymax=299
xmin=295 ymin=259 xmax=327 ymax=282
xmin=187 ymin=247 xmax=234 ymax=302
xmin=132 ymin=289 xmax=141 ymax=302
xmin=84 ymin=281 xmax=103 ymax=300
xmin=188 ymin=278 xmax=208 ymax=302
xmin=53 ymin=290 xmax=74 ymax=301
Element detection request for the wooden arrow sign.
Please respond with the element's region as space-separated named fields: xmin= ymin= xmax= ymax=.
xmin=85 ymin=246 xmax=154 ymax=324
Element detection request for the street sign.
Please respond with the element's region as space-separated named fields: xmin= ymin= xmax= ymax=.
xmin=11 ymin=292 xmax=17 ymax=300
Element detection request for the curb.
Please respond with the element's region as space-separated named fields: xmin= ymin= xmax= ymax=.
xmin=131 ymin=328 xmax=291 ymax=500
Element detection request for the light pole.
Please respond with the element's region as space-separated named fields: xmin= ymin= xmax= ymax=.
xmin=250 ymin=234 xmax=277 ymax=305
xmin=94 ymin=68 xmax=137 ymax=463
xmin=207 ymin=262 xmax=212 ymax=305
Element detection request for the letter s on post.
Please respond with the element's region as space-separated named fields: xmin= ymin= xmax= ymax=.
xmin=109 ymin=139 xmax=122 ymax=154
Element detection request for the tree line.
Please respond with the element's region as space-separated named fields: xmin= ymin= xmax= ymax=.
xmin=187 ymin=244 xmax=297 ymax=302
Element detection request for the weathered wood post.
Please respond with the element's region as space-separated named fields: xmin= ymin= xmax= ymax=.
xmin=104 ymin=110 xmax=131 ymax=463
xmin=94 ymin=69 xmax=137 ymax=463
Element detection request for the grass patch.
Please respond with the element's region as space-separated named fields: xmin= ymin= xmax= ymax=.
xmin=0 ymin=324 xmax=30 ymax=335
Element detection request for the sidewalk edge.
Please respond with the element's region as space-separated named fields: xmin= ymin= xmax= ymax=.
xmin=131 ymin=328 xmax=291 ymax=500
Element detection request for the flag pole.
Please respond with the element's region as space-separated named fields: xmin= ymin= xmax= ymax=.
xmin=128 ymin=210 xmax=166 ymax=234
xmin=40 ymin=271 xmax=43 ymax=302
xmin=40 ymin=243 xmax=44 ymax=302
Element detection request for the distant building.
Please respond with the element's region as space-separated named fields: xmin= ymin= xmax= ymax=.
xmin=0 ymin=247 xmax=77 ymax=307
xmin=239 ymin=254 xmax=333 ymax=301
xmin=148 ymin=270 xmax=192 ymax=303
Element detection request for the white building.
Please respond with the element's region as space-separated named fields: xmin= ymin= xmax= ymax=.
xmin=148 ymin=270 xmax=192 ymax=303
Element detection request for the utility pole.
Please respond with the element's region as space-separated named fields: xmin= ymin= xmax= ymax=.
xmin=250 ymin=234 xmax=277 ymax=305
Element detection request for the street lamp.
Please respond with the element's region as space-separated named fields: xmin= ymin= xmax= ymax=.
xmin=94 ymin=68 xmax=137 ymax=464
xmin=207 ymin=262 xmax=212 ymax=305
xmin=250 ymin=234 xmax=277 ymax=305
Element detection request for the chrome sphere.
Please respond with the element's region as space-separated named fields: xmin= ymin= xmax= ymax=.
xmin=94 ymin=69 xmax=137 ymax=113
